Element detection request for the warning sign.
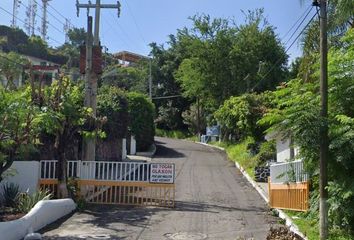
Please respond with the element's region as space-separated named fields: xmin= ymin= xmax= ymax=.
xmin=150 ymin=163 xmax=175 ymax=184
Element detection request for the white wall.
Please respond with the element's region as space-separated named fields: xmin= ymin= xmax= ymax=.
xmin=276 ymin=137 xmax=292 ymax=162
xmin=0 ymin=199 xmax=76 ymax=240
xmin=130 ymin=135 xmax=136 ymax=155
xmin=1 ymin=161 xmax=39 ymax=195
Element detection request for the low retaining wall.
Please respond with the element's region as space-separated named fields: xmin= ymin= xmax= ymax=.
xmin=0 ymin=199 xmax=76 ymax=240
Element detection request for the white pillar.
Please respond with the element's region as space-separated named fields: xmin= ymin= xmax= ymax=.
xmin=122 ymin=138 xmax=127 ymax=160
xmin=130 ymin=135 xmax=136 ymax=155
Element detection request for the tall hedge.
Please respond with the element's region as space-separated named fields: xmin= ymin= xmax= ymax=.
xmin=127 ymin=92 xmax=155 ymax=151
xmin=97 ymin=86 xmax=129 ymax=140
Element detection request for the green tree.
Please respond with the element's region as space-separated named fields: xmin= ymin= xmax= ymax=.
xmin=215 ymin=92 xmax=272 ymax=142
xmin=0 ymin=88 xmax=40 ymax=182
xmin=36 ymin=77 xmax=102 ymax=198
xmin=259 ymin=29 xmax=354 ymax=233
xmin=127 ymin=92 xmax=155 ymax=151
xmin=101 ymin=65 xmax=148 ymax=93
xmin=0 ymin=52 xmax=29 ymax=90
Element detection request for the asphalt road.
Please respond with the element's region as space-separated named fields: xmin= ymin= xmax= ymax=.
xmin=42 ymin=137 xmax=278 ymax=240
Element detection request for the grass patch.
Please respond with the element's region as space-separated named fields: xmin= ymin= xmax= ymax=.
xmin=155 ymin=128 xmax=192 ymax=139
xmin=210 ymin=137 xmax=256 ymax=178
xmin=284 ymin=210 xmax=354 ymax=240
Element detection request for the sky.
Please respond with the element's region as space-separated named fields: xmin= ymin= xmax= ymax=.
xmin=0 ymin=0 xmax=317 ymax=62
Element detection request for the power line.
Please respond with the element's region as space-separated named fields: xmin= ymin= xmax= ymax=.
xmin=18 ymin=0 xmax=65 ymax=35
xmin=283 ymin=6 xmax=314 ymax=47
xmin=251 ymin=9 xmax=318 ymax=91
xmin=281 ymin=5 xmax=312 ymax=42
xmin=124 ymin=1 xmax=147 ymax=46
xmin=108 ymin=11 xmax=144 ymax=51
xmin=101 ymin=15 xmax=133 ymax=50
xmin=0 ymin=54 xmax=26 ymax=67
xmin=0 ymin=6 xmax=62 ymax=46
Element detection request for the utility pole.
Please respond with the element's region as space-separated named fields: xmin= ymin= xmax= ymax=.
xmin=319 ymin=0 xmax=328 ymax=239
xmin=11 ymin=0 xmax=21 ymax=28
xmin=81 ymin=16 xmax=94 ymax=162
xmin=64 ymin=18 xmax=71 ymax=43
xmin=77 ymin=0 xmax=121 ymax=161
xmin=41 ymin=0 xmax=51 ymax=40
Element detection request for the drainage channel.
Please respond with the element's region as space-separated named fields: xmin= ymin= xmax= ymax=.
xmin=164 ymin=232 xmax=208 ymax=240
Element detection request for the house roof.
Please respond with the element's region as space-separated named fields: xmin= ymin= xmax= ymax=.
xmin=113 ymin=51 xmax=149 ymax=63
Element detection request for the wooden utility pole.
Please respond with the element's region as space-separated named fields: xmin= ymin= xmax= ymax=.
xmin=82 ymin=16 xmax=94 ymax=161
xmin=319 ymin=0 xmax=329 ymax=239
xmin=77 ymin=0 xmax=121 ymax=161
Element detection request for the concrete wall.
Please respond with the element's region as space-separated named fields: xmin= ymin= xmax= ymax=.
xmin=0 ymin=161 xmax=39 ymax=195
xmin=276 ymin=137 xmax=292 ymax=162
xmin=0 ymin=199 xmax=76 ymax=240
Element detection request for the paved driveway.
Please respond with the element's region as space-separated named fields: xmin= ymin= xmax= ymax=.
xmin=42 ymin=137 xmax=279 ymax=240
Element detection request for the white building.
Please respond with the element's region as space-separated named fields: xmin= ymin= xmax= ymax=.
xmin=265 ymin=131 xmax=300 ymax=163
xmin=0 ymin=54 xmax=60 ymax=88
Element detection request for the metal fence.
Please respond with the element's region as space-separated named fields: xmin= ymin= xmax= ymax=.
xmin=39 ymin=160 xmax=175 ymax=207
xmin=270 ymin=160 xmax=308 ymax=184
xmin=40 ymin=160 xmax=150 ymax=182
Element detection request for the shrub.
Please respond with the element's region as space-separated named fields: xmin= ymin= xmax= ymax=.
xmin=97 ymin=86 xmax=129 ymax=140
xmin=17 ymin=189 xmax=52 ymax=213
xmin=253 ymin=140 xmax=276 ymax=167
xmin=1 ymin=183 xmax=20 ymax=207
xmin=127 ymin=92 xmax=155 ymax=151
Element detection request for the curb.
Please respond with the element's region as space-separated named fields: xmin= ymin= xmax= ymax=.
xmin=198 ymin=141 xmax=308 ymax=240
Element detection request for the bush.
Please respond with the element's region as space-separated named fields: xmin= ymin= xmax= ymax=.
xmin=1 ymin=183 xmax=20 ymax=207
xmin=253 ymin=140 xmax=276 ymax=167
xmin=97 ymin=86 xmax=129 ymax=140
xmin=127 ymin=92 xmax=155 ymax=151
xmin=17 ymin=189 xmax=52 ymax=213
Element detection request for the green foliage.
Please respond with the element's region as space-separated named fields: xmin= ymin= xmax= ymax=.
xmin=97 ymin=86 xmax=129 ymax=139
xmin=67 ymin=28 xmax=86 ymax=47
xmin=102 ymin=65 xmax=148 ymax=93
xmin=127 ymin=92 xmax=155 ymax=151
xmin=181 ymin=103 xmax=207 ymax=134
xmin=0 ymin=88 xmax=40 ymax=182
xmin=211 ymin=137 xmax=256 ymax=178
xmin=0 ymin=25 xmax=67 ymax=64
xmin=1 ymin=183 xmax=20 ymax=207
xmin=215 ymin=92 xmax=273 ymax=142
xmin=17 ymin=189 xmax=52 ymax=213
xmin=260 ymin=29 xmax=354 ymax=233
xmin=253 ymin=140 xmax=276 ymax=167
xmin=0 ymin=52 xmax=29 ymax=90
xmin=155 ymin=128 xmax=191 ymax=139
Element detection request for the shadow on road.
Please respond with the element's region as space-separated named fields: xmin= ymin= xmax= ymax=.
xmin=154 ymin=144 xmax=185 ymax=159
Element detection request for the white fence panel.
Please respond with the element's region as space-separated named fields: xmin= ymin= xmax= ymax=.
xmin=270 ymin=160 xmax=308 ymax=183
xmin=39 ymin=160 xmax=150 ymax=182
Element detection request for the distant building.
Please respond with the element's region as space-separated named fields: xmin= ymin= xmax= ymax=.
xmin=0 ymin=54 xmax=60 ymax=88
xmin=25 ymin=55 xmax=60 ymax=85
xmin=113 ymin=50 xmax=149 ymax=67
xmin=265 ymin=131 xmax=300 ymax=163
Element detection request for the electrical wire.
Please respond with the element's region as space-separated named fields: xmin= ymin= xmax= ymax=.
xmin=251 ymin=10 xmax=318 ymax=91
xmin=124 ymin=1 xmax=147 ymax=46
xmin=283 ymin=6 xmax=314 ymax=47
xmin=108 ymin=11 xmax=144 ymax=51
xmin=0 ymin=54 xmax=26 ymax=67
xmin=18 ymin=0 xmax=65 ymax=34
xmin=281 ymin=5 xmax=312 ymax=42
xmin=0 ymin=6 xmax=62 ymax=45
xmin=101 ymin=14 xmax=133 ymax=50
